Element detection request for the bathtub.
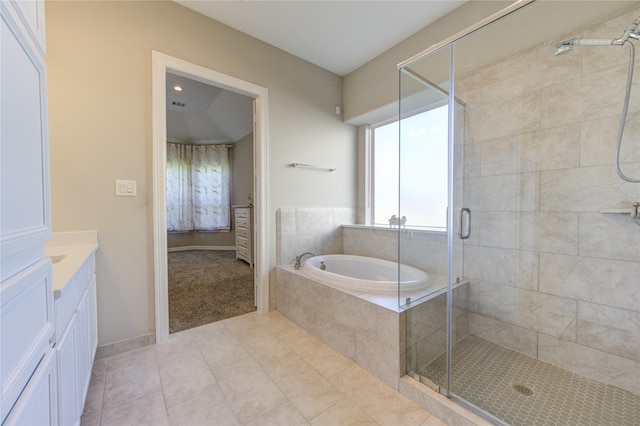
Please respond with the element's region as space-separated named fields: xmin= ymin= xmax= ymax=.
xmin=301 ymin=254 xmax=431 ymax=295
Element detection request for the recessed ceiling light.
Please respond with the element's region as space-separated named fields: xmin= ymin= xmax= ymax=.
xmin=173 ymin=85 xmax=183 ymax=92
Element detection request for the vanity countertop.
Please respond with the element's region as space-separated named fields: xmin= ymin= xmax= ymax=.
xmin=45 ymin=231 xmax=98 ymax=299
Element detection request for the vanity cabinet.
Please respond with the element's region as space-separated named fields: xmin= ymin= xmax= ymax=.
xmin=53 ymin=251 xmax=97 ymax=426
xmin=234 ymin=206 xmax=253 ymax=266
xmin=1 ymin=0 xmax=56 ymax=424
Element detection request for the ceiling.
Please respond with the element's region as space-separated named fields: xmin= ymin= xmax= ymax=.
xmin=166 ymin=72 xmax=253 ymax=144
xmin=173 ymin=0 xmax=467 ymax=76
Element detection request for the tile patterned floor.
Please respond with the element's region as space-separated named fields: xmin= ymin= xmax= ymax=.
xmin=81 ymin=311 xmax=445 ymax=426
xmin=419 ymin=335 xmax=640 ymax=426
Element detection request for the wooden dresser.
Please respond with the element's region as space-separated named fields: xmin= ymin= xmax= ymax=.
xmin=234 ymin=206 xmax=253 ymax=266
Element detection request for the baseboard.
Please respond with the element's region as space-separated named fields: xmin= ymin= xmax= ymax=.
xmin=95 ymin=332 xmax=156 ymax=360
xmin=168 ymin=245 xmax=236 ymax=252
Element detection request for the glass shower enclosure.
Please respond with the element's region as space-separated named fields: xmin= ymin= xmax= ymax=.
xmin=399 ymin=1 xmax=640 ymax=425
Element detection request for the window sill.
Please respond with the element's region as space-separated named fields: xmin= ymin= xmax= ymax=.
xmin=341 ymin=224 xmax=446 ymax=236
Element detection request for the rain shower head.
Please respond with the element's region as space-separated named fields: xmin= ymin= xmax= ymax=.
xmin=553 ymin=38 xmax=616 ymax=56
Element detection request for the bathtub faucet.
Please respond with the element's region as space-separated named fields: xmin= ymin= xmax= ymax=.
xmin=294 ymin=252 xmax=316 ymax=269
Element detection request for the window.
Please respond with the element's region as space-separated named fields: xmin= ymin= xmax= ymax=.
xmin=166 ymin=143 xmax=231 ymax=232
xmin=371 ymin=104 xmax=448 ymax=229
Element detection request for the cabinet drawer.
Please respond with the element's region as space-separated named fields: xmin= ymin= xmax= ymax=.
xmin=236 ymin=228 xmax=250 ymax=240
xmin=235 ymin=218 xmax=249 ymax=229
xmin=236 ymin=236 xmax=249 ymax=250
xmin=236 ymin=246 xmax=250 ymax=260
xmin=235 ymin=208 xmax=249 ymax=219
xmin=1 ymin=259 xmax=54 ymax=422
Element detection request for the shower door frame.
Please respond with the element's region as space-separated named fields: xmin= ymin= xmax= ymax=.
xmin=396 ymin=0 xmax=536 ymax=404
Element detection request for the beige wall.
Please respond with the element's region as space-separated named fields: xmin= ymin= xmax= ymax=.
xmin=233 ymin=132 xmax=254 ymax=207
xmin=46 ymin=1 xmax=356 ymax=345
xmin=343 ymin=1 xmax=512 ymax=125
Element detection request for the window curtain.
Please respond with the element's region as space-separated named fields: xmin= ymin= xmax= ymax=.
xmin=166 ymin=143 xmax=231 ymax=232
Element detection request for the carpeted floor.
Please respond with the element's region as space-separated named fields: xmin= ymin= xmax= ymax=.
xmin=168 ymin=250 xmax=255 ymax=333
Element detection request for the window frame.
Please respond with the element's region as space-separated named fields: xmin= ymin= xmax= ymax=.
xmin=368 ymin=100 xmax=449 ymax=232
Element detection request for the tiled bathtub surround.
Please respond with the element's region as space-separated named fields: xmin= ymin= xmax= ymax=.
xmin=275 ymin=266 xmax=405 ymax=390
xmin=276 ymin=207 xmax=356 ymax=266
xmin=458 ymin=6 xmax=640 ymax=395
xmin=342 ymin=226 xmax=449 ymax=276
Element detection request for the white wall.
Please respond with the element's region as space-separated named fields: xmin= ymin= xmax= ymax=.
xmin=46 ymin=1 xmax=356 ymax=346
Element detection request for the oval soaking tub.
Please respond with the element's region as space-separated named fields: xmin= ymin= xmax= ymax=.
xmin=301 ymin=254 xmax=430 ymax=295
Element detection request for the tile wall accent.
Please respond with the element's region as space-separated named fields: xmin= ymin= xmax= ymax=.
xmin=275 ymin=266 xmax=405 ymax=390
xmin=458 ymin=6 xmax=640 ymax=395
xmin=342 ymin=226 xmax=449 ymax=276
xmin=276 ymin=207 xmax=356 ymax=266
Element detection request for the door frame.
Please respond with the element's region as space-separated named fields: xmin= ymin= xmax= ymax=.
xmin=151 ymin=51 xmax=269 ymax=343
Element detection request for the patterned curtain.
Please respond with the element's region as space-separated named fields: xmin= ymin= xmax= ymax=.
xmin=166 ymin=143 xmax=230 ymax=232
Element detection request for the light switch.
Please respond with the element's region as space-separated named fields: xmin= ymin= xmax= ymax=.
xmin=115 ymin=179 xmax=137 ymax=197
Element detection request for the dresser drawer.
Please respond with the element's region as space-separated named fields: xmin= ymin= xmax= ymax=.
xmin=235 ymin=208 xmax=249 ymax=219
xmin=236 ymin=236 xmax=249 ymax=250
xmin=235 ymin=217 xmax=249 ymax=229
xmin=236 ymin=246 xmax=250 ymax=260
xmin=236 ymin=227 xmax=250 ymax=240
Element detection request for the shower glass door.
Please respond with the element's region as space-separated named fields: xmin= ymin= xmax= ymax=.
xmin=399 ymin=44 xmax=466 ymax=396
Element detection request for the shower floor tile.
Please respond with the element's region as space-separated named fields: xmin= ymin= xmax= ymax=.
xmin=418 ymin=335 xmax=640 ymax=426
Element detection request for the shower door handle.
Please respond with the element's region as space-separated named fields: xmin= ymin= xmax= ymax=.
xmin=458 ymin=207 xmax=471 ymax=240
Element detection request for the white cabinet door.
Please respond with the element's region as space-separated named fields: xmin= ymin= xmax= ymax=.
xmin=75 ymin=287 xmax=91 ymax=416
xmin=88 ymin=276 xmax=98 ymax=365
xmin=0 ymin=260 xmax=54 ymax=422
xmin=0 ymin=0 xmax=51 ymax=260
xmin=56 ymin=314 xmax=78 ymax=426
xmin=3 ymin=350 xmax=58 ymax=426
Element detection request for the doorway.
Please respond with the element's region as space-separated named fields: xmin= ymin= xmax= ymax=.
xmin=152 ymin=52 xmax=269 ymax=343
xmin=165 ymin=72 xmax=255 ymax=333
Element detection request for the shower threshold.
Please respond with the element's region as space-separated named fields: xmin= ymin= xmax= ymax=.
xmin=416 ymin=335 xmax=639 ymax=426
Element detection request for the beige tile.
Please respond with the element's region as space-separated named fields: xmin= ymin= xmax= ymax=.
xmin=246 ymin=402 xmax=309 ymax=426
xmin=197 ymin=326 xmax=251 ymax=368
xmin=280 ymin=326 xmax=354 ymax=379
xmin=236 ymin=326 xmax=295 ymax=367
xmin=578 ymin=212 xmax=640 ymax=262
xmin=262 ymin=351 xmax=344 ymax=419
xmin=577 ymin=302 xmax=640 ymax=361
xmin=210 ymin=357 xmax=287 ymax=424
xmin=156 ymin=346 xmax=217 ymax=407
xmin=102 ymin=347 xmax=161 ymax=410
xmin=539 ymin=253 xmax=640 ymax=311
xmin=153 ymin=329 xmax=198 ymax=362
xmin=355 ymin=334 xmax=400 ymax=390
xmin=82 ymin=358 xmax=106 ymax=418
xmin=540 ymin=165 xmax=639 ymax=213
xmin=475 ymin=281 xmax=577 ymax=340
xmin=309 ymin=400 xmax=378 ymax=426
xmin=464 ymin=244 xmax=539 ymax=289
xmin=538 ymin=333 xmax=640 ymax=395
xmin=330 ymin=365 xmax=430 ymax=426
xmin=167 ymin=386 xmax=239 ymax=426
xmin=80 ymin=410 xmax=100 ymax=426
xmin=469 ymin=313 xmax=538 ymax=358
xmin=421 ymin=415 xmax=447 ymax=426
xmin=100 ymin=390 xmax=169 ymax=426
xmin=521 ymin=123 xmax=580 ymax=172
xmin=259 ymin=311 xmax=298 ymax=336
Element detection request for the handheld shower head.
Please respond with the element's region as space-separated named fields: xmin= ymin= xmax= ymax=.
xmin=554 ymin=38 xmax=616 ymax=55
xmin=554 ymin=40 xmax=574 ymax=56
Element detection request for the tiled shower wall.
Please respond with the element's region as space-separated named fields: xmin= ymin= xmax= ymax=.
xmin=458 ymin=7 xmax=640 ymax=395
